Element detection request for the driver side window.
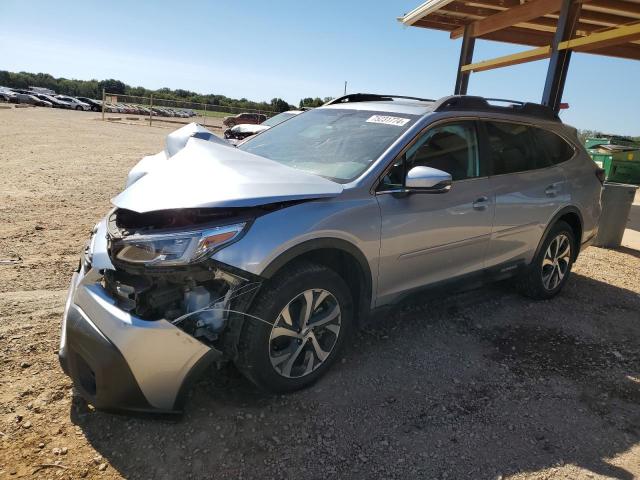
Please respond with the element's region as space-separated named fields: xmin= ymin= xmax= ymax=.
xmin=381 ymin=121 xmax=480 ymax=189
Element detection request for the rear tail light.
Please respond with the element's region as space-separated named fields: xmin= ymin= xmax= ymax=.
xmin=595 ymin=168 xmax=606 ymax=184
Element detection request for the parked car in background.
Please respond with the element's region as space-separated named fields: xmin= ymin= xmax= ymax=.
xmin=33 ymin=94 xmax=72 ymax=108
xmin=76 ymin=97 xmax=103 ymax=112
xmin=224 ymin=110 xmax=304 ymax=141
xmin=222 ymin=112 xmax=267 ymax=128
xmin=56 ymin=95 xmax=90 ymax=111
xmin=15 ymin=92 xmax=52 ymax=107
xmin=0 ymin=87 xmax=17 ymax=103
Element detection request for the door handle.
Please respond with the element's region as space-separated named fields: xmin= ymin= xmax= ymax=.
xmin=472 ymin=196 xmax=489 ymax=210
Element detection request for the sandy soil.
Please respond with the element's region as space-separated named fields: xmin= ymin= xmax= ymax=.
xmin=1 ymin=107 xmax=640 ymax=480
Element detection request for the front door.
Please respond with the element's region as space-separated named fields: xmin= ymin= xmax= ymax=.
xmin=375 ymin=120 xmax=495 ymax=305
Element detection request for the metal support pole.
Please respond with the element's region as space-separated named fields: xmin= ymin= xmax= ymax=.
xmin=149 ymin=94 xmax=153 ymax=126
xmin=454 ymin=25 xmax=475 ymax=95
xmin=101 ymin=88 xmax=105 ymax=121
xmin=542 ymin=0 xmax=581 ymax=113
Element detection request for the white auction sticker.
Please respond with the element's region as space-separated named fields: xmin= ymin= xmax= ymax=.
xmin=366 ymin=115 xmax=410 ymax=127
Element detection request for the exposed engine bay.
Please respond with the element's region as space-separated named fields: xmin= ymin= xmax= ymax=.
xmin=102 ymin=206 xmax=273 ymax=349
xmin=102 ymin=262 xmax=250 ymax=345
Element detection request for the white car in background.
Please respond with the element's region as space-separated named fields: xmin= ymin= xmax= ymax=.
xmin=56 ymin=95 xmax=91 ymax=111
xmin=224 ymin=110 xmax=304 ymax=142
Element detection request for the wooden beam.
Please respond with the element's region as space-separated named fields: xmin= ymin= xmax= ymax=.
xmin=593 ymin=42 xmax=640 ymax=59
xmin=585 ymin=0 xmax=640 ymax=19
xmin=558 ymin=22 xmax=640 ymax=50
xmin=460 ymin=45 xmax=552 ymax=71
xmin=413 ymin=18 xmax=461 ymax=30
xmin=443 ymin=2 xmax=599 ymax=37
xmin=450 ymin=0 xmax=563 ymax=38
xmin=482 ymin=25 xmax=554 ymax=44
xmin=459 ymin=22 xmax=640 ymax=74
xmin=461 ymin=0 xmax=640 ymax=22
xmin=413 ymin=14 xmax=468 ymax=29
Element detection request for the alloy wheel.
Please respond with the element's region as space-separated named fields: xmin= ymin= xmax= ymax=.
xmin=541 ymin=233 xmax=571 ymax=290
xmin=269 ymin=289 xmax=341 ymax=379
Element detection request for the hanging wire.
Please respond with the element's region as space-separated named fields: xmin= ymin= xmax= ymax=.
xmin=171 ymin=281 xmax=268 ymax=326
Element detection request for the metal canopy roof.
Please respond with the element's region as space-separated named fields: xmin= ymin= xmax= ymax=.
xmin=399 ymin=0 xmax=640 ymax=62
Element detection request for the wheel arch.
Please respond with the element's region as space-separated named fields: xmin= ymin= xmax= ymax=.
xmin=535 ymin=206 xmax=584 ymax=262
xmin=261 ymin=238 xmax=373 ymax=325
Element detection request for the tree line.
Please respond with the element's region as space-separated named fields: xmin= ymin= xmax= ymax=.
xmin=578 ymin=129 xmax=640 ymax=145
xmin=0 ymin=70 xmax=307 ymax=113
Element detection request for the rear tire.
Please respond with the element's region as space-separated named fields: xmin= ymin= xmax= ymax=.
xmin=235 ymin=261 xmax=353 ymax=393
xmin=517 ymin=220 xmax=576 ymax=300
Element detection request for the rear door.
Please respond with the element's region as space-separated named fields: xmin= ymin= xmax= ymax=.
xmin=481 ymin=120 xmax=569 ymax=269
xmin=376 ymin=120 xmax=495 ymax=304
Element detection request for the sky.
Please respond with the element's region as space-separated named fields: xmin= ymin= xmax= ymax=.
xmin=0 ymin=0 xmax=639 ymax=135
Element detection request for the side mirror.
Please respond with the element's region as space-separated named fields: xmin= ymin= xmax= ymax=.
xmin=405 ymin=166 xmax=452 ymax=193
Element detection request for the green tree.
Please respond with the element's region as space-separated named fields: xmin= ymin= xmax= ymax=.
xmin=98 ymin=79 xmax=126 ymax=94
xmin=299 ymin=97 xmax=325 ymax=108
xmin=270 ymin=98 xmax=291 ymax=112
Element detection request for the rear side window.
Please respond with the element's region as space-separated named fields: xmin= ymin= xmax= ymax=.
xmin=530 ymin=128 xmax=575 ymax=165
xmin=484 ymin=121 xmax=561 ymax=175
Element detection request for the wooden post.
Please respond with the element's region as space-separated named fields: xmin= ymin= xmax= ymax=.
xmin=149 ymin=94 xmax=153 ymax=126
xmin=542 ymin=0 xmax=582 ymax=113
xmin=454 ymin=25 xmax=475 ymax=95
xmin=101 ymin=88 xmax=105 ymax=121
xmin=203 ymin=102 xmax=207 ymax=127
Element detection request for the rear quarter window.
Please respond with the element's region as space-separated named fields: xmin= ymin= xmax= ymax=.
xmin=483 ymin=121 xmax=574 ymax=175
xmin=530 ymin=128 xmax=575 ymax=165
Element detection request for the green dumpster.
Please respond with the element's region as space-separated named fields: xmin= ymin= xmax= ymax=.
xmin=585 ymin=137 xmax=640 ymax=185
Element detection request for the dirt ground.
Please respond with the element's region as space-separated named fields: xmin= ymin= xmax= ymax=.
xmin=1 ymin=107 xmax=639 ymax=480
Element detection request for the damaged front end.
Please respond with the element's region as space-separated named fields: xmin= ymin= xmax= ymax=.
xmin=58 ymin=206 xmax=280 ymax=415
xmin=58 ymin=123 xmax=345 ymax=414
xmin=105 ymin=207 xmax=262 ymax=349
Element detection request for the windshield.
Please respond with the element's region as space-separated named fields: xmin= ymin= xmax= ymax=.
xmin=239 ymin=108 xmax=418 ymax=182
xmin=261 ymin=111 xmax=297 ymax=127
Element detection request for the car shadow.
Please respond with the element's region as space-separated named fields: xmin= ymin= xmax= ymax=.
xmin=72 ymin=270 xmax=640 ymax=479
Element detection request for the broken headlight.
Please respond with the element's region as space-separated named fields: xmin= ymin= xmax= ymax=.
xmin=113 ymin=222 xmax=246 ymax=266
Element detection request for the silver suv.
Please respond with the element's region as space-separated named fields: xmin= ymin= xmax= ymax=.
xmin=59 ymin=94 xmax=603 ymax=414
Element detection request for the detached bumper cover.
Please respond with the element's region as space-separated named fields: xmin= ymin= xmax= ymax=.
xmin=59 ymin=253 xmax=220 ymax=414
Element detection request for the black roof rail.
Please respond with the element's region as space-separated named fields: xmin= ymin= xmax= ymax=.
xmin=325 ymin=93 xmax=436 ymax=105
xmin=432 ymin=95 xmax=560 ymax=122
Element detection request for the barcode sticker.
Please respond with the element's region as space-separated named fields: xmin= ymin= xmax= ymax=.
xmin=366 ymin=115 xmax=410 ymax=127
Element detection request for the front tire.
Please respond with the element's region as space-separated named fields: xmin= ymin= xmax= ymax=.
xmin=518 ymin=220 xmax=576 ymax=300
xmin=75 ymin=105 xmax=82 ymax=111
xmin=235 ymin=262 xmax=353 ymax=393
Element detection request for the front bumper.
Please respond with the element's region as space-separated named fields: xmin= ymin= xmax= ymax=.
xmin=59 ymin=247 xmax=220 ymax=414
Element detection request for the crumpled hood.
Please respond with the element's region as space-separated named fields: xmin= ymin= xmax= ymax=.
xmin=125 ymin=123 xmax=231 ymax=188
xmin=112 ymin=137 xmax=343 ymax=213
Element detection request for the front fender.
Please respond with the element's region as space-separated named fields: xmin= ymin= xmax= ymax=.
xmin=211 ymin=196 xmax=381 ymax=307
